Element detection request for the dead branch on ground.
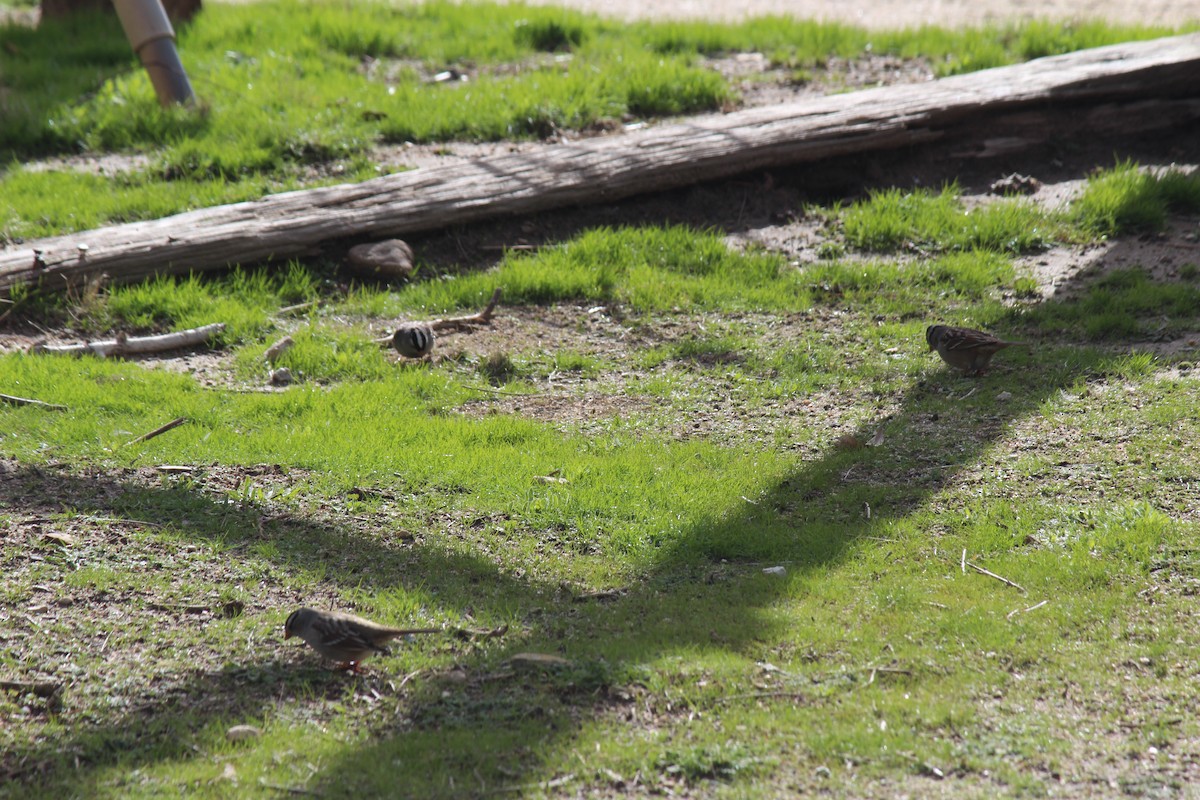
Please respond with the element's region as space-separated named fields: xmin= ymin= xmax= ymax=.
xmin=0 ymin=393 xmax=67 ymax=411
xmin=29 ymin=323 xmax=226 ymax=358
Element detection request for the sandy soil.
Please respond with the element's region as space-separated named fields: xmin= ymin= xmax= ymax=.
xmin=501 ymin=0 xmax=1200 ymax=28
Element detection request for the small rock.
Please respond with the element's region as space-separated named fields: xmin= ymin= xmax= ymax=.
xmin=996 ymin=391 xmax=1012 ymax=402
xmin=762 ymin=566 xmax=786 ymax=577
xmin=346 ymin=239 xmax=414 ymax=281
xmin=226 ymin=724 xmax=262 ymax=742
xmin=269 ymin=368 xmax=292 ymax=386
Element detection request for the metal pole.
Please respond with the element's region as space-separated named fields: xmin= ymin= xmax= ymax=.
xmin=111 ymin=0 xmax=196 ymax=106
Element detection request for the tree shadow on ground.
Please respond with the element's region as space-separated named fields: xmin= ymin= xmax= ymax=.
xmin=2 ymin=162 xmax=1197 ymax=796
xmin=0 ymin=10 xmax=140 ymax=166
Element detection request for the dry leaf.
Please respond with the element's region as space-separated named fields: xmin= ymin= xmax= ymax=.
xmin=42 ymin=531 xmax=75 ymax=546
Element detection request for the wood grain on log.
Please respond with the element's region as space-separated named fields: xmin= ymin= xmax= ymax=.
xmin=2 ymin=34 xmax=1197 ymax=295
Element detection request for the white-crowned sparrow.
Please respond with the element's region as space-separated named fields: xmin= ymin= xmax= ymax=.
xmin=392 ymin=322 xmax=435 ymax=359
xmin=284 ymin=607 xmax=441 ymax=671
xmin=926 ymin=324 xmax=1026 ymax=376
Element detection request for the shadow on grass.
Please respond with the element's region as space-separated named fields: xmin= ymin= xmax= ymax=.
xmin=2 ymin=173 xmax=1197 ymax=797
xmin=0 ymin=10 xmax=139 ymax=164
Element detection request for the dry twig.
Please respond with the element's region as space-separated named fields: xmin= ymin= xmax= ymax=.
xmin=1007 ymin=599 xmax=1049 ymax=619
xmin=717 ymin=691 xmax=808 ymax=704
xmin=29 ymin=323 xmax=225 ymax=357
xmin=965 ymin=560 xmax=1027 ymax=593
xmin=125 ymin=417 xmax=188 ymax=446
xmin=376 ymin=288 xmax=504 ymax=345
xmin=429 ymin=287 xmax=503 ymax=331
xmin=0 ymin=392 xmax=67 ymax=411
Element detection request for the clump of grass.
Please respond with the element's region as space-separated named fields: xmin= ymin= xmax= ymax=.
xmin=401 ymin=226 xmax=798 ymax=314
xmin=842 ymin=185 xmax=1054 ymax=254
xmin=92 ymin=264 xmax=318 ymax=342
xmin=513 ymin=17 xmax=588 ymax=52
xmin=481 ymin=350 xmax=520 ymax=385
xmin=1071 ymin=161 xmax=1200 ymax=237
xmin=1024 ymin=266 xmax=1200 ymax=341
xmin=0 ymin=166 xmax=383 ymax=242
xmin=257 ymin=324 xmax=394 ymax=383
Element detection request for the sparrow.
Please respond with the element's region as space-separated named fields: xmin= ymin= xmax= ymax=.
xmin=392 ymin=322 xmax=435 ymax=359
xmin=283 ymin=607 xmax=441 ymax=672
xmin=925 ymin=325 xmax=1026 ymax=376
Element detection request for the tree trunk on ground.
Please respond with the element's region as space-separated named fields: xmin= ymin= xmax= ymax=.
xmin=2 ymin=33 xmax=1198 ymax=296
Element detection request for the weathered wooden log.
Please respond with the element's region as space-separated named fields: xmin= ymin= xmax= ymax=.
xmin=2 ymin=33 xmax=1197 ymax=295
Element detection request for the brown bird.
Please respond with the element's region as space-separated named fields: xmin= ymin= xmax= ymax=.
xmin=392 ymin=322 xmax=435 ymax=359
xmin=284 ymin=607 xmax=442 ymax=672
xmin=925 ymin=324 xmax=1026 ymax=376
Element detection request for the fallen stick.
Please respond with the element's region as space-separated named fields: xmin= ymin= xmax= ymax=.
xmin=0 ymin=392 xmax=67 ymax=411
xmin=125 ymin=416 xmax=188 ymax=446
xmin=29 ymin=322 xmax=226 ymax=358
xmin=430 ymin=287 xmax=503 ymax=331
xmin=276 ymin=300 xmax=317 ymax=316
xmin=376 ymin=288 xmax=504 ymax=344
xmin=1007 ymin=599 xmax=1049 ymax=619
xmin=450 ymin=623 xmax=509 ymax=640
xmin=965 ymin=560 xmax=1027 ymax=593
xmin=717 ymin=691 xmax=809 ymax=703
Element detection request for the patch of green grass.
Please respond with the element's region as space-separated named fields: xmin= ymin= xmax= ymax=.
xmin=400 ymin=226 xmax=805 ymax=313
xmin=635 ymin=15 xmax=1185 ymax=76
xmin=1023 ymin=267 xmax=1200 ymax=341
xmin=5 ymin=189 xmax=1200 ymax=800
xmin=2 ymin=4 xmax=1191 ymax=241
xmin=0 ymin=162 xmax=385 ymax=241
xmin=1071 ymin=161 xmax=1200 ymax=237
xmin=2 ymin=0 xmax=730 ymax=162
xmin=842 ymin=185 xmax=1055 ymax=253
xmin=91 ymin=263 xmax=318 ymax=342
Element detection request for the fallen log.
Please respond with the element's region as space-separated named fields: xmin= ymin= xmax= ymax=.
xmin=2 ymin=33 xmax=1197 ymax=295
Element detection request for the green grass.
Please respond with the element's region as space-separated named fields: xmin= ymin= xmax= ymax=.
xmin=842 ymin=184 xmax=1056 ymax=253
xmin=1 ymin=2 xmax=1192 ymax=241
xmin=5 ymin=209 xmax=1200 ymax=795
xmin=1072 ymin=160 xmax=1200 ymax=236
xmin=3 ymin=3 xmax=1200 ymax=792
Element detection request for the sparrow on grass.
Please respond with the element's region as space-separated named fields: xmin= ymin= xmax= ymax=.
xmin=392 ymin=322 xmax=435 ymax=359
xmin=284 ymin=607 xmax=441 ymax=672
xmin=926 ymin=324 xmax=1026 ymax=376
